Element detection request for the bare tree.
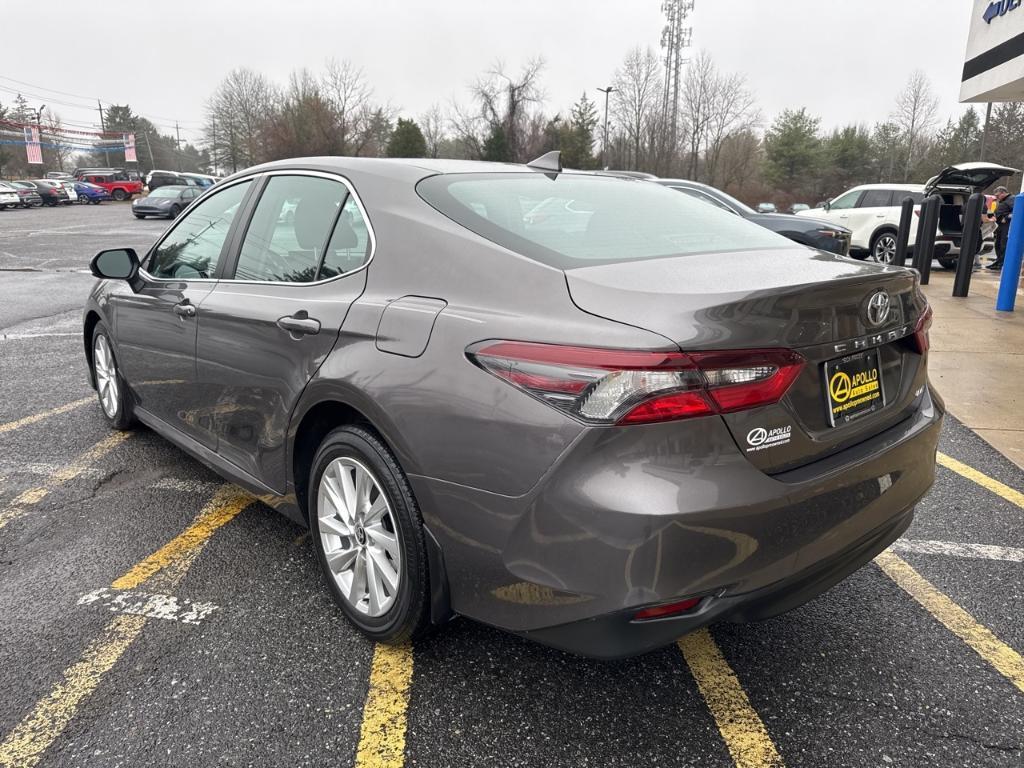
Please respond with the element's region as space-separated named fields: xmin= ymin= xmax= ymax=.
xmin=703 ymin=70 xmax=760 ymax=185
xmin=681 ymin=51 xmax=717 ymax=179
xmin=41 ymin=109 xmax=70 ymax=171
xmin=420 ymin=104 xmax=446 ymax=158
xmin=611 ymin=46 xmax=663 ymax=171
xmin=893 ymin=70 xmax=939 ymax=182
xmin=205 ymin=68 xmax=277 ymax=169
xmin=322 ymin=59 xmax=374 ymax=155
xmin=472 ymin=58 xmax=545 ymax=161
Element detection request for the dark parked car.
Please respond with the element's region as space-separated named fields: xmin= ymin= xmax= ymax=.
xmin=83 ymin=156 xmax=941 ymax=659
xmin=654 ymin=179 xmax=853 ymax=256
xmin=131 ymin=185 xmax=200 ymax=218
xmin=146 ymin=170 xmax=187 ymax=191
xmin=27 ymin=180 xmax=70 ymax=206
xmin=7 ymin=181 xmax=43 ymax=207
xmin=73 ymin=181 xmax=113 ymax=204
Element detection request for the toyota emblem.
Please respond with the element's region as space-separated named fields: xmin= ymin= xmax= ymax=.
xmin=866 ymin=292 xmax=891 ymax=327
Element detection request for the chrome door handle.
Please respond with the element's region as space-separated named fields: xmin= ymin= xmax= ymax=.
xmin=173 ymin=301 xmax=196 ymax=318
xmin=277 ymin=313 xmax=321 ymax=336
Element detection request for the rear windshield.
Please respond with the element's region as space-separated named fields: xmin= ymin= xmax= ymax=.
xmin=416 ymin=173 xmax=790 ymax=269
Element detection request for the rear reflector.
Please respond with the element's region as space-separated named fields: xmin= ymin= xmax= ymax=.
xmin=633 ymin=598 xmax=702 ymax=621
xmin=468 ymin=341 xmax=804 ymax=426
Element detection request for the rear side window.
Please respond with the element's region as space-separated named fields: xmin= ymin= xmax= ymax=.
xmin=319 ymin=195 xmax=373 ymax=278
xmin=233 ymin=175 xmax=348 ymax=283
xmin=417 ymin=173 xmax=789 ymax=269
xmin=858 ymin=189 xmax=893 ymax=208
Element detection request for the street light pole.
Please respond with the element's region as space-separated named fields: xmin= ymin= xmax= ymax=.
xmin=597 ymin=86 xmax=614 ymax=170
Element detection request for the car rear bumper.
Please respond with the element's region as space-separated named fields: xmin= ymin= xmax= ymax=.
xmin=412 ymin=387 xmax=943 ymax=658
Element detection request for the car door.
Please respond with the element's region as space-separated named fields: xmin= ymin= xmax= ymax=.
xmin=823 ymin=189 xmax=865 ymax=246
xmin=845 ymin=188 xmax=894 ymax=248
xmin=194 ymin=172 xmax=373 ymax=491
xmin=112 ymin=178 xmax=254 ymax=448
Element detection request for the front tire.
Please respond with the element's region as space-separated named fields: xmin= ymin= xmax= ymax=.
xmin=133 ymin=213 xmax=146 ymax=219
xmin=168 ymin=204 xmax=181 ymax=219
xmin=937 ymin=257 xmax=958 ymax=270
xmin=309 ymin=426 xmax=430 ymax=644
xmin=91 ymin=324 xmax=134 ymax=430
xmin=870 ymin=230 xmax=898 ymax=264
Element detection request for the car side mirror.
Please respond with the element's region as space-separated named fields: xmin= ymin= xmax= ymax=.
xmin=824 ymin=201 xmax=831 ymax=212
xmin=90 ymin=248 xmax=140 ymax=285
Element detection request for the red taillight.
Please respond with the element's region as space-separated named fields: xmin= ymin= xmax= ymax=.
xmin=634 ymin=597 xmax=701 ymax=621
xmin=912 ymin=304 xmax=933 ymax=354
xmin=469 ymin=341 xmax=805 ymax=426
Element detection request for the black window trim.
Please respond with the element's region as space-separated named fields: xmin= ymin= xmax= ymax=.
xmin=217 ymin=169 xmax=376 ymax=287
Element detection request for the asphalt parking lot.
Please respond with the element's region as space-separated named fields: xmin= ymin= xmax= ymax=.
xmin=0 ymin=203 xmax=1022 ymax=767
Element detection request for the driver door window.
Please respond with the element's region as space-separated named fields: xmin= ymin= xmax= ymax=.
xmin=829 ymin=190 xmax=863 ymax=210
xmin=147 ymin=180 xmax=251 ymax=279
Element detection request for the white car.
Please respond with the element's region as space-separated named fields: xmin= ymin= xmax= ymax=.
xmin=58 ymin=180 xmax=78 ymax=203
xmin=0 ymin=185 xmax=20 ymax=209
xmin=799 ymin=162 xmax=1017 ymax=266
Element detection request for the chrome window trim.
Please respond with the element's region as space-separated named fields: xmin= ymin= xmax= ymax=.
xmin=218 ymin=168 xmax=377 ymax=287
xmin=139 ymin=176 xmax=257 ymax=284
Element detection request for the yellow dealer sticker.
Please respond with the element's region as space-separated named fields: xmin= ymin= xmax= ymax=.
xmin=825 ymin=350 xmax=884 ymax=426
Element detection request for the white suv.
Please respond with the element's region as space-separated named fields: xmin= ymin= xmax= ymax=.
xmin=799 ymin=162 xmax=1017 ymax=266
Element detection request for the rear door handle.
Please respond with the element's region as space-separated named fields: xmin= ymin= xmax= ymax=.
xmin=277 ymin=312 xmax=321 ymax=336
xmin=173 ymin=300 xmax=196 ymax=318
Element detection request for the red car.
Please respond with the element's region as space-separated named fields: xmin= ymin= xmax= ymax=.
xmin=77 ymin=172 xmax=142 ymax=201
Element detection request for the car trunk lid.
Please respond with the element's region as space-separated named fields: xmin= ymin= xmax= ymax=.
xmin=565 ymin=249 xmax=930 ymax=473
xmin=924 ymin=162 xmax=1019 ymax=195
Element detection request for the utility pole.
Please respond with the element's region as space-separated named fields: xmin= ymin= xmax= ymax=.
xmin=597 ymin=87 xmax=615 ymax=169
xmin=35 ymin=104 xmax=46 ymax=172
xmin=141 ymin=130 xmax=156 ymax=170
xmin=174 ymin=121 xmax=182 ymax=171
xmin=980 ymin=101 xmax=993 ymax=161
xmin=97 ymin=99 xmax=109 ymax=168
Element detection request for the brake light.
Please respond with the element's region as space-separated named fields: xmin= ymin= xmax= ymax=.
xmin=469 ymin=342 xmax=804 ymax=426
xmin=912 ymin=304 xmax=933 ymax=354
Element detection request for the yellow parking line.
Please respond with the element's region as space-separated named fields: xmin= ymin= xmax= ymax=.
xmin=0 ymin=432 xmax=130 ymax=531
xmin=0 ymin=485 xmax=251 ymax=768
xmin=936 ymin=452 xmax=1024 ymax=509
xmin=112 ymin=486 xmax=252 ymax=589
xmin=0 ymin=397 xmax=94 ymax=436
xmin=876 ymin=551 xmax=1024 ymax=694
xmin=354 ymin=643 xmax=414 ymax=768
xmin=678 ymin=629 xmax=784 ymax=768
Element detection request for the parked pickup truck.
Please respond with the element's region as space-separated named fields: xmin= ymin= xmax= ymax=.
xmin=76 ymin=172 xmax=143 ymax=201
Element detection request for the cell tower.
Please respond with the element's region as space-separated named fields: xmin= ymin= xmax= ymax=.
xmin=661 ymin=0 xmax=694 ymax=147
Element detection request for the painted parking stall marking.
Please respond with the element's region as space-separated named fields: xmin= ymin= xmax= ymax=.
xmin=679 ymin=629 xmax=784 ymax=768
xmin=354 ymin=643 xmax=414 ymax=768
xmin=0 ymin=396 xmax=94 ymax=436
xmin=937 ymin=451 xmax=1024 ymax=508
xmin=0 ymin=485 xmax=252 ymax=768
xmin=77 ymin=587 xmax=220 ymax=625
xmin=892 ymin=538 xmax=1024 ymax=563
xmin=0 ymin=432 xmax=130 ymax=531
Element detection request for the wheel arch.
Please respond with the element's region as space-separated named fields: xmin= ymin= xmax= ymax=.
xmin=83 ymin=310 xmax=103 ymax=388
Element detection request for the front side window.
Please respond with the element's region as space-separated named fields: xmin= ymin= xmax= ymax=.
xmin=233 ymin=175 xmax=348 ymax=283
xmin=829 ymin=190 xmax=863 ymax=210
xmin=148 ymin=180 xmax=251 ymax=280
xmin=417 ymin=173 xmax=789 ymax=269
xmin=858 ymin=189 xmax=893 ymax=208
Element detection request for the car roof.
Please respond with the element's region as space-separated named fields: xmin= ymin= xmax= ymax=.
xmin=229 ymin=156 xmax=551 ymax=185
xmin=847 ymin=183 xmax=925 ymax=192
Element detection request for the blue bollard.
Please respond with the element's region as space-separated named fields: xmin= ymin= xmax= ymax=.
xmin=996 ymin=194 xmax=1024 ymax=312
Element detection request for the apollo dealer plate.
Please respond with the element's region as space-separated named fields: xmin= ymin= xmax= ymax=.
xmin=825 ymin=349 xmax=885 ymax=426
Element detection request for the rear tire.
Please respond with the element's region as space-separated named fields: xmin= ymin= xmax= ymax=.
xmin=112 ymin=188 xmax=127 ymax=202
xmin=937 ymin=257 xmax=958 ymax=270
xmin=870 ymin=230 xmax=898 ymax=264
xmin=309 ymin=425 xmax=430 ymax=644
xmin=90 ymin=323 xmax=134 ymax=430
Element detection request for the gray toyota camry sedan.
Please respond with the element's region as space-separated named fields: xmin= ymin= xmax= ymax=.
xmin=82 ymin=155 xmax=942 ymax=658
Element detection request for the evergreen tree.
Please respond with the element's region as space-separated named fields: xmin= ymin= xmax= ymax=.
xmin=821 ymin=125 xmax=874 ymax=192
xmin=763 ymin=108 xmax=821 ymax=192
xmin=482 ymin=125 xmax=512 ymax=162
xmin=386 ymin=118 xmax=427 ymax=158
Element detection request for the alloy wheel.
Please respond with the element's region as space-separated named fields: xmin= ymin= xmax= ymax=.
xmin=317 ymin=457 xmax=402 ymax=617
xmin=93 ymin=335 xmax=119 ymax=418
xmin=873 ymin=234 xmax=897 ymax=264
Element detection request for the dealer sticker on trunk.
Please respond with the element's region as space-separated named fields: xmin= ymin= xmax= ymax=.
xmin=746 ymin=425 xmax=792 ymax=452
xmin=825 ymin=349 xmax=885 ymax=426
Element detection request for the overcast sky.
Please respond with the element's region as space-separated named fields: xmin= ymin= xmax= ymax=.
xmin=0 ymin=0 xmax=974 ymax=146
